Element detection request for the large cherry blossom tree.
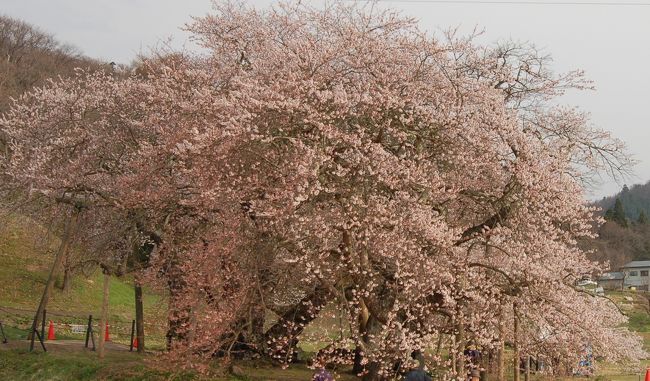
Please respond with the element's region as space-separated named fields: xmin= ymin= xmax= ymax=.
xmin=1 ymin=1 xmax=643 ymax=380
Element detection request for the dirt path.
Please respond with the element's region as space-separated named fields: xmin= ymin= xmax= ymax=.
xmin=0 ymin=339 xmax=134 ymax=352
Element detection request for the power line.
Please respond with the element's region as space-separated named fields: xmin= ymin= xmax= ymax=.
xmin=348 ymin=0 xmax=650 ymax=6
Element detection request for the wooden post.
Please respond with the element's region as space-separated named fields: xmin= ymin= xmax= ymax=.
xmin=40 ymin=309 xmax=46 ymax=341
xmin=0 ymin=321 xmax=8 ymax=343
xmin=28 ymin=314 xmax=46 ymax=352
xmin=134 ymin=280 xmax=145 ymax=353
xmin=84 ymin=314 xmax=95 ymax=350
xmin=129 ymin=319 xmax=135 ymax=352
xmin=97 ymin=270 xmax=110 ymax=359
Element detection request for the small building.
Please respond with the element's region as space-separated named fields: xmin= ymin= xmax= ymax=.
xmin=596 ymin=272 xmax=625 ymax=291
xmin=620 ymin=260 xmax=650 ymax=291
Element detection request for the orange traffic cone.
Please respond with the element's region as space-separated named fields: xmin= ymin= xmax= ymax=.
xmin=47 ymin=321 xmax=55 ymax=340
xmin=133 ymin=337 xmax=138 ymax=348
xmin=645 ymin=368 xmax=650 ymax=381
xmin=104 ymin=324 xmax=110 ymax=342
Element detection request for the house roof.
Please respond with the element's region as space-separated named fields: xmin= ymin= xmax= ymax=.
xmin=621 ymin=260 xmax=650 ymax=269
xmin=598 ymin=272 xmax=625 ymax=281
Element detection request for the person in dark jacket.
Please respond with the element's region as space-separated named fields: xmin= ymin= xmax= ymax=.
xmin=403 ymin=369 xmax=432 ymax=381
xmin=403 ymin=351 xmax=432 ymax=381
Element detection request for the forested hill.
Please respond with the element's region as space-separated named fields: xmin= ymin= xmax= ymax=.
xmin=0 ymin=14 xmax=103 ymax=114
xmin=596 ymin=183 xmax=650 ymax=221
xmin=587 ymin=182 xmax=650 ymax=269
xmin=0 ymin=15 xmax=105 ymax=182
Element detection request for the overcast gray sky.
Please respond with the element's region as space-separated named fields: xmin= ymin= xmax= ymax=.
xmin=2 ymin=0 xmax=649 ymax=199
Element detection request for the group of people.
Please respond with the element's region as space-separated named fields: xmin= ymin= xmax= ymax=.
xmin=312 ymin=367 xmax=432 ymax=381
xmin=312 ymin=348 xmax=483 ymax=381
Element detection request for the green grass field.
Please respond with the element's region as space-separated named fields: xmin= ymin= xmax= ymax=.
xmin=0 ymin=348 xmax=364 ymax=381
xmin=0 ymin=213 xmax=168 ymax=347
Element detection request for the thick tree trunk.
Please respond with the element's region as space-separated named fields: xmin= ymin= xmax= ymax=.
xmin=164 ymin=259 xmax=187 ymax=350
xmin=135 ymin=280 xmax=145 ymax=353
xmin=264 ymin=284 xmax=333 ymax=359
xmin=361 ymin=362 xmax=383 ymax=381
xmin=98 ymin=270 xmax=110 ymax=359
xmin=29 ymin=209 xmax=79 ymax=340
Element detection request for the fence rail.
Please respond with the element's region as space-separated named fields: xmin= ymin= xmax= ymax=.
xmin=0 ymin=304 xmax=168 ymax=351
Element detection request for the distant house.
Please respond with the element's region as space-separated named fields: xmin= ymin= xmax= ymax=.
xmin=620 ymin=260 xmax=650 ymax=291
xmin=596 ymin=272 xmax=625 ymax=291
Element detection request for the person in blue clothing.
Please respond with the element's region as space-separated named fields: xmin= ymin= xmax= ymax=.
xmin=312 ymin=368 xmax=334 ymax=381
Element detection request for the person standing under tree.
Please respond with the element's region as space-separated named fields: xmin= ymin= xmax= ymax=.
xmin=312 ymin=368 xmax=333 ymax=381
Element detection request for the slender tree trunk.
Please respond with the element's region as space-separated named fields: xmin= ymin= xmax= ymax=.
xmin=456 ymin=326 xmax=466 ymax=379
xmin=436 ymin=332 xmax=444 ymax=356
xmin=524 ymin=354 xmax=530 ymax=381
xmin=29 ymin=209 xmax=79 ymax=340
xmin=513 ymin=303 xmax=520 ymax=381
xmin=98 ymin=270 xmax=110 ymax=359
xmin=353 ymin=300 xmax=370 ymax=374
xmin=62 ymin=256 xmax=72 ymax=292
xmin=451 ymin=334 xmax=457 ymax=376
xmin=135 ymin=279 xmax=145 ymax=353
xmin=247 ymin=301 xmax=265 ymax=353
xmin=496 ymin=305 xmax=505 ymax=381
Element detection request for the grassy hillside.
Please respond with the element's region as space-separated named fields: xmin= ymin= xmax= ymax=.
xmin=0 ymin=213 xmax=167 ymax=346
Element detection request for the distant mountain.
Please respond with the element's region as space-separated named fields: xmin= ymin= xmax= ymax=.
xmin=595 ymin=182 xmax=650 ymax=222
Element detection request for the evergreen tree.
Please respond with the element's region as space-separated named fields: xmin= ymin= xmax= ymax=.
xmin=611 ymin=198 xmax=628 ymax=227
xmin=638 ymin=210 xmax=648 ymax=225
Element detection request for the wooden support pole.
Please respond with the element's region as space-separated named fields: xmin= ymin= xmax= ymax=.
xmin=135 ymin=280 xmax=145 ymax=353
xmin=41 ymin=309 xmax=46 ymax=341
xmin=29 ymin=313 xmax=46 ymax=352
xmin=98 ymin=270 xmax=110 ymax=359
xmin=29 ymin=314 xmax=37 ymax=351
xmin=129 ymin=319 xmax=135 ymax=352
xmin=0 ymin=321 xmax=7 ymax=343
xmin=34 ymin=330 xmax=46 ymax=352
xmin=84 ymin=314 xmax=95 ymax=350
